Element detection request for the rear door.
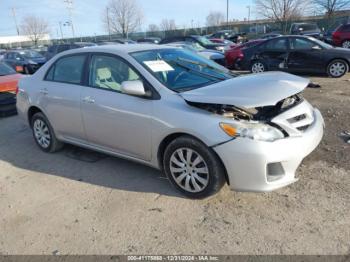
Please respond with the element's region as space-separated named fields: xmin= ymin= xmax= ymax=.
xmin=255 ymin=38 xmax=289 ymax=70
xmin=80 ymin=54 xmax=153 ymax=161
xmin=40 ymin=54 xmax=87 ymax=142
xmin=287 ymin=37 xmax=325 ymax=73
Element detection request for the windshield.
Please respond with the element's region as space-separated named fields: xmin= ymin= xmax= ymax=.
xmin=0 ymin=63 xmax=16 ymax=76
xmin=131 ymin=48 xmax=235 ymax=92
xmin=19 ymin=50 xmax=43 ymax=58
xmin=195 ymin=36 xmax=214 ymax=46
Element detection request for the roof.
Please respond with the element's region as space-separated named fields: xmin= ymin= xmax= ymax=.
xmin=61 ymin=44 xmax=172 ymax=56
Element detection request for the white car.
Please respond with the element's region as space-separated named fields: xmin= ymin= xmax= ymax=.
xmin=17 ymin=44 xmax=324 ymax=198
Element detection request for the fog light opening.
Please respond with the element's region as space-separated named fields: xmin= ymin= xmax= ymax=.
xmin=267 ymin=162 xmax=285 ymax=182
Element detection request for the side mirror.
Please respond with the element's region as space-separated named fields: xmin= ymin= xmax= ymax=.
xmin=312 ymin=45 xmax=321 ymax=50
xmin=121 ymin=80 xmax=147 ymax=97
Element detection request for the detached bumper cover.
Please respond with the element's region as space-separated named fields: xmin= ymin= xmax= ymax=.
xmin=213 ymin=108 xmax=324 ymax=192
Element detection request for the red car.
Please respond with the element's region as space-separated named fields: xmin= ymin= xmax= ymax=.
xmin=0 ymin=62 xmax=23 ymax=116
xmin=332 ymin=24 xmax=350 ymax=48
xmin=225 ymin=39 xmax=265 ymax=70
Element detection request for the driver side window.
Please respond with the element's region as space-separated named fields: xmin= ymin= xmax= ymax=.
xmin=89 ymin=55 xmax=140 ymax=92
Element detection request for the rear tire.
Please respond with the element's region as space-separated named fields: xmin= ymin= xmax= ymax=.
xmin=327 ymin=59 xmax=349 ymax=78
xmin=31 ymin=112 xmax=63 ymax=153
xmin=251 ymin=60 xmax=267 ymax=73
xmin=163 ymin=136 xmax=226 ymax=199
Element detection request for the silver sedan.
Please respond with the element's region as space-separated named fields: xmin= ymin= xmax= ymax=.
xmin=17 ymin=44 xmax=324 ymax=198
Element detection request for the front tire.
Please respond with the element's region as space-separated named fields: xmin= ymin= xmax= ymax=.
xmin=342 ymin=40 xmax=350 ymax=49
xmin=31 ymin=112 xmax=63 ymax=153
xmin=163 ymin=136 xmax=226 ymax=199
xmin=327 ymin=59 xmax=349 ymax=78
xmin=251 ymin=60 xmax=267 ymax=73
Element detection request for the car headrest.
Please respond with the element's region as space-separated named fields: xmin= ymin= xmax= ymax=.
xmin=97 ymin=67 xmax=112 ymax=80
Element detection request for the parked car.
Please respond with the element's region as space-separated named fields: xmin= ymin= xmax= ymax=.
xmin=160 ymin=35 xmax=226 ymax=52
xmin=225 ymin=39 xmax=265 ymax=69
xmin=208 ymin=30 xmax=242 ymax=43
xmin=261 ymin=33 xmax=283 ymax=39
xmin=0 ymin=50 xmax=7 ymax=61
xmin=46 ymin=42 xmax=97 ymax=60
xmin=165 ymin=42 xmax=226 ymax=66
xmin=0 ymin=62 xmax=23 ymax=116
xmin=113 ymin=39 xmax=137 ymax=44
xmin=332 ymin=24 xmax=350 ymax=48
xmin=209 ymin=38 xmax=235 ymax=47
xmin=137 ymin=37 xmax=161 ymax=44
xmin=3 ymin=50 xmax=47 ymax=74
xmin=97 ymin=41 xmax=122 ymax=46
xmin=290 ymin=23 xmax=322 ymax=39
xmin=17 ymin=44 xmax=324 ymax=198
xmin=241 ymin=35 xmax=350 ymax=78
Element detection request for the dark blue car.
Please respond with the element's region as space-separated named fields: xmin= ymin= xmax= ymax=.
xmin=3 ymin=50 xmax=47 ymax=74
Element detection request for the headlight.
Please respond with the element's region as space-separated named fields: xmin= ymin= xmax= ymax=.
xmin=220 ymin=122 xmax=285 ymax=142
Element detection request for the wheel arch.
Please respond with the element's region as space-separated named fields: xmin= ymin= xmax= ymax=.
xmin=27 ymin=106 xmax=44 ymax=127
xmin=156 ymin=132 xmax=230 ymax=185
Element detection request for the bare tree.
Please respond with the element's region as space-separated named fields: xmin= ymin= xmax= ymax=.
xmin=313 ymin=0 xmax=350 ymax=28
xmin=159 ymin=19 xmax=177 ymax=31
xmin=254 ymin=0 xmax=308 ymax=33
xmin=20 ymin=15 xmax=49 ymax=46
xmin=103 ymin=0 xmax=143 ymax=38
xmin=148 ymin=24 xmax=159 ymax=32
xmin=206 ymin=11 xmax=225 ymax=27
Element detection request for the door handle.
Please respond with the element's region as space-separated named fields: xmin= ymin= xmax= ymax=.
xmin=82 ymin=96 xmax=95 ymax=104
xmin=39 ymin=88 xmax=48 ymax=95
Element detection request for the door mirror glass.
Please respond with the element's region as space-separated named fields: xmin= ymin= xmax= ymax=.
xmin=121 ymin=80 xmax=146 ymax=96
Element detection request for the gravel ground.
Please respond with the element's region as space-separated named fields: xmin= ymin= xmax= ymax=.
xmin=0 ymin=73 xmax=349 ymax=255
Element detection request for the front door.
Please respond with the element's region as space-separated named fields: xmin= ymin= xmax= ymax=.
xmin=81 ymin=54 xmax=152 ymax=161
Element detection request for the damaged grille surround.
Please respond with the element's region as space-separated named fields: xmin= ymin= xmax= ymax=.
xmin=186 ymin=93 xmax=314 ymax=137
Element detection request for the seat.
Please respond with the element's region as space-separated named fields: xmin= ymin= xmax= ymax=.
xmin=95 ymin=67 xmax=121 ymax=91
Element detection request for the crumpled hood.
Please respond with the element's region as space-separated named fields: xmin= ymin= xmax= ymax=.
xmin=180 ymin=72 xmax=309 ymax=108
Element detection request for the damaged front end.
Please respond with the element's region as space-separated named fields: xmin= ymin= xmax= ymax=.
xmin=186 ymin=93 xmax=303 ymax=122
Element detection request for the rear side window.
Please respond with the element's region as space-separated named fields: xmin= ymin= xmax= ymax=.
xmin=264 ymin=38 xmax=288 ymax=50
xmin=340 ymin=24 xmax=350 ymax=32
xmin=45 ymin=55 xmax=86 ymax=84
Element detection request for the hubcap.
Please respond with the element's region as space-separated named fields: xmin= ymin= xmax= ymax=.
xmin=329 ymin=62 xmax=346 ymax=77
xmin=169 ymin=148 xmax=209 ymax=193
xmin=33 ymin=119 xmax=51 ymax=148
xmin=252 ymin=62 xmax=265 ymax=73
xmin=342 ymin=41 xmax=350 ymax=49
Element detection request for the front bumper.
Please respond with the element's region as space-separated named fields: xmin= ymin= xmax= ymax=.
xmin=213 ymin=108 xmax=324 ymax=192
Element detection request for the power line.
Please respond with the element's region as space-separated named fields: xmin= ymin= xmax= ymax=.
xmin=63 ymin=0 xmax=75 ymax=38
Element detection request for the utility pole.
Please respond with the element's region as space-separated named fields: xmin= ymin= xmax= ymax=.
xmin=247 ymin=6 xmax=251 ymax=24
xmin=226 ymin=0 xmax=229 ymax=27
xmin=11 ymin=8 xmax=20 ymax=36
xmin=59 ymin=22 xmax=64 ymax=39
xmin=106 ymin=7 xmax=111 ymax=40
xmin=64 ymin=0 xmax=75 ymax=38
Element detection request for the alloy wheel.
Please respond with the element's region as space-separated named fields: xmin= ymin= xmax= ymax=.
xmin=329 ymin=62 xmax=346 ymax=77
xmin=33 ymin=119 xmax=51 ymax=149
xmin=169 ymin=148 xmax=209 ymax=193
xmin=252 ymin=62 xmax=265 ymax=73
xmin=342 ymin=41 xmax=350 ymax=49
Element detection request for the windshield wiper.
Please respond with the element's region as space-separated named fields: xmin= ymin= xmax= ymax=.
xmin=172 ymin=59 xmax=226 ymax=81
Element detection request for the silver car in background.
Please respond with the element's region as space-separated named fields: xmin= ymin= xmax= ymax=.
xmin=17 ymin=45 xmax=324 ymax=198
